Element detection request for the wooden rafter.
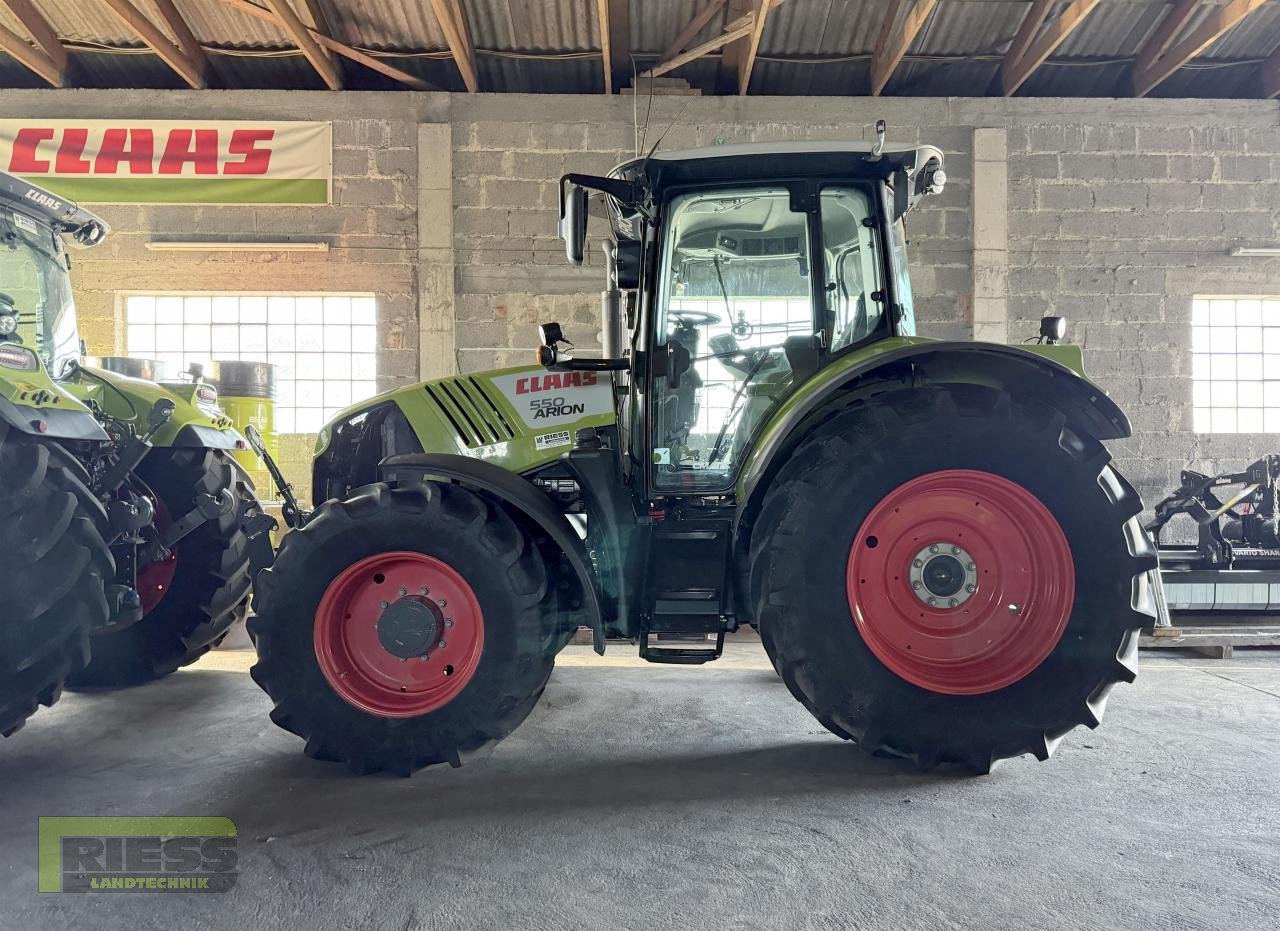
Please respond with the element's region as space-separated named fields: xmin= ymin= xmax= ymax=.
xmin=1001 ymin=0 xmax=1100 ymax=96
xmin=737 ymin=0 xmax=771 ymax=94
xmin=596 ymin=0 xmax=612 ymax=93
xmin=151 ymin=0 xmax=207 ymax=71
xmin=428 ymin=0 xmax=478 ymax=92
xmin=662 ymin=0 xmax=727 ymax=62
xmin=643 ymin=0 xmax=784 ymax=82
xmin=0 ymin=22 xmax=60 ymax=85
xmin=265 ymin=0 xmax=341 ymax=90
xmin=1001 ymin=0 xmax=1052 ymax=82
xmin=220 ymin=0 xmax=436 ymax=90
xmin=1132 ymin=0 xmax=1268 ymax=97
xmin=1262 ymin=43 xmax=1280 ymax=99
xmin=871 ymin=0 xmax=940 ymax=96
xmin=97 ymin=0 xmax=205 ymax=88
xmin=0 ymin=0 xmax=66 ymax=80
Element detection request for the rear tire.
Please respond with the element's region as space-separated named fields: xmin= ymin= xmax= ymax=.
xmin=749 ymin=383 xmax=1157 ymax=772
xmin=0 ymin=423 xmax=112 ymax=736
xmin=249 ymin=482 xmax=558 ymax=776
xmin=69 ymin=448 xmax=254 ymax=689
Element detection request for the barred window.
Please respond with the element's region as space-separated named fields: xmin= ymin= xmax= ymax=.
xmin=1191 ymin=296 xmax=1280 ymax=434
xmin=124 ymin=293 xmax=378 ymax=433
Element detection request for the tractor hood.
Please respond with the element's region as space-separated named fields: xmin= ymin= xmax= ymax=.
xmin=61 ymin=365 xmax=246 ymax=450
xmin=315 ymin=364 xmax=617 ymax=477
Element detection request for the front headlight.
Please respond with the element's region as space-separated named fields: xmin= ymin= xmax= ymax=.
xmin=0 ymin=313 xmax=17 ymax=337
xmin=0 ymin=344 xmax=37 ymax=370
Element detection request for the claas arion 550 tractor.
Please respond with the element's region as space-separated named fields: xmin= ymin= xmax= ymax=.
xmin=249 ymin=136 xmax=1158 ymax=775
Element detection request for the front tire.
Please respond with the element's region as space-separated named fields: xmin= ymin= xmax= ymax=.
xmin=69 ymin=448 xmax=254 ymax=689
xmin=249 ymin=482 xmax=558 ymax=775
xmin=0 ymin=424 xmax=112 ymax=736
xmin=749 ymin=384 xmax=1157 ymax=772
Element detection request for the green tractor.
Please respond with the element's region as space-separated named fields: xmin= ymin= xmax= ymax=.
xmin=249 ymin=136 xmax=1157 ymax=775
xmin=0 ymin=172 xmax=258 ymax=735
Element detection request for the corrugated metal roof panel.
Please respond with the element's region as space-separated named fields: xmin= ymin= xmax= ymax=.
xmin=0 ymin=0 xmax=1275 ymax=96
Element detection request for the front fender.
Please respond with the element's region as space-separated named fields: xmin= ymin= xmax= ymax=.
xmin=737 ymin=339 xmax=1130 ymax=509
xmin=379 ymin=452 xmax=606 ymax=654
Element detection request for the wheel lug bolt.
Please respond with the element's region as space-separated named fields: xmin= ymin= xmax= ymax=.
xmin=966 ymin=583 xmax=977 ymax=593
xmin=419 ymin=586 xmax=430 ymax=596
xmin=438 ymin=598 xmax=448 ymax=607
xmin=444 ymin=618 xmax=453 ymax=628
xmin=929 ymin=544 xmax=939 ymax=554
xmin=912 ymin=559 xmax=923 ymax=568
xmin=438 ymin=640 xmax=448 ymax=649
xmin=950 ymin=546 xmax=960 ymax=555
xmin=397 ymin=587 xmax=407 ymax=596
xmin=379 ymin=601 xmax=389 ymax=609
xmin=911 ymin=580 xmax=922 ymax=590
xmin=948 ymin=598 xmax=958 ymax=607
xmin=966 ymin=563 xmax=975 ymax=571
xmin=419 ymin=656 xmax=429 ymax=662
xmin=927 ymin=597 xmax=937 ymax=606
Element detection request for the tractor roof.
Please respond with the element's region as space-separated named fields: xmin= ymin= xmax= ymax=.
xmin=603 ymin=140 xmax=945 ymax=241
xmin=0 ymin=170 xmax=109 ymax=246
xmin=614 ymin=140 xmax=943 ymax=187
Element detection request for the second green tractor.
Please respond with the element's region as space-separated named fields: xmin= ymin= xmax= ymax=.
xmin=0 ymin=171 xmax=259 ymax=735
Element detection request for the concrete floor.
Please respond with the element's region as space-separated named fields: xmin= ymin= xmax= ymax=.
xmin=2 ymin=641 xmax=1279 ymax=930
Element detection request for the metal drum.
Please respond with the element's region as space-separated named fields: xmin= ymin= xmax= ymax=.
xmin=86 ymin=356 xmax=168 ymax=381
xmin=212 ymin=361 xmax=277 ymax=493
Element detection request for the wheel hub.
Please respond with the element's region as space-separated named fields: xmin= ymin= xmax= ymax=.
xmin=846 ymin=469 xmax=1075 ymax=696
xmin=376 ymin=595 xmax=443 ymax=659
xmin=908 ymin=543 xmax=978 ymax=607
xmin=313 ymin=551 xmax=484 ymax=718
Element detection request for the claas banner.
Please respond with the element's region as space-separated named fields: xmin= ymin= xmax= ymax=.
xmin=0 ymin=120 xmax=331 ymax=205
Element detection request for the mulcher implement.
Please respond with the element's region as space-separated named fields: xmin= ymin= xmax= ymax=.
xmin=249 ymin=128 xmax=1157 ymax=775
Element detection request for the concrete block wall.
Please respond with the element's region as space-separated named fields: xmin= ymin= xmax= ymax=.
xmin=449 ymin=94 xmax=1280 ymax=508
xmin=1 ymin=89 xmax=1277 ymax=510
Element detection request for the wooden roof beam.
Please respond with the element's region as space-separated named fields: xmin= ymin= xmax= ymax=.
xmin=428 ymin=0 xmax=478 ymax=92
xmin=1001 ymin=0 xmax=1100 ymax=96
xmin=97 ymin=0 xmax=205 ymax=88
xmin=1132 ymin=0 xmax=1268 ymax=97
xmin=0 ymin=0 xmax=66 ymax=80
xmin=596 ymin=0 xmax=612 ymax=93
xmin=265 ymin=0 xmax=341 ymax=90
xmin=662 ymin=0 xmax=727 ymax=62
xmin=0 ymin=21 xmax=61 ymax=86
xmin=220 ymin=0 xmax=436 ymax=90
xmin=737 ymin=0 xmax=771 ymax=94
xmin=643 ymin=0 xmax=784 ymax=82
xmin=596 ymin=0 xmax=630 ymax=93
xmin=871 ymin=0 xmax=940 ymax=96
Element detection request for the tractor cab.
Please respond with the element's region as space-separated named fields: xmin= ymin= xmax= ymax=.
xmin=546 ymin=138 xmax=945 ymax=499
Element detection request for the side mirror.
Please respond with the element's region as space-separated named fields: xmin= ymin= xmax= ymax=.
xmin=559 ymin=182 xmax=588 ymax=266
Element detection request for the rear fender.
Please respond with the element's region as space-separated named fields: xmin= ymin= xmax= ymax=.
xmin=380 ymin=452 xmax=606 ymax=653
xmin=731 ymin=341 xmax=1131 ymax=625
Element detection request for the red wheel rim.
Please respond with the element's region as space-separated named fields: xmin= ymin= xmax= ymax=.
xmin=137 ymin=494 xmax=177 ymax=617
xmin=846 ymin=469 xmax=1074 ymax=696
xmin=314 ymin=551 xmax=484 ymax=717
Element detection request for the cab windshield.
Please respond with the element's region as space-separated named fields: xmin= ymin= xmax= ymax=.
xmin=0 ymin=212 xmax=79 ymax=376
xmin=651 ymin=184 xmax=883 ymax=492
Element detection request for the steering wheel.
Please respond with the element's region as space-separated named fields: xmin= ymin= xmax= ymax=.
xmin=669 ymin=309 xmax=721 ymax=327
